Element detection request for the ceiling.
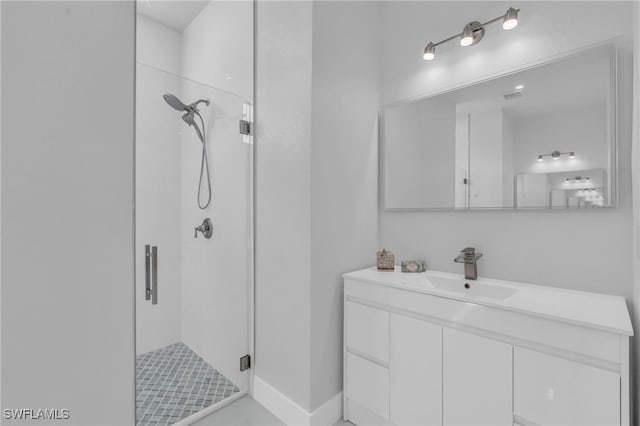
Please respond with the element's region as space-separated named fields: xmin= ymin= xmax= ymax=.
xmin=137 ymin=0 xmax=210 ymax=32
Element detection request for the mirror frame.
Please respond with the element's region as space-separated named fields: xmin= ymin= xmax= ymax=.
xmin=380 ymin=40 xmax=619 ymax=211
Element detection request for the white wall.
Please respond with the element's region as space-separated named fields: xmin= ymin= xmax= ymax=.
xmin=255 ymin=0 xmax=313 ymax=411
xmin=135 ymin=15 xmax=183 ymax=355
xmin=379 ymin=1 xmax=634 ymax=299
xmin=1 ymin=1 xmax=135 ymax=424
xmin=631 ymin=0 xmax=639 ymax=420
xmin=179 ymin=0 xmax=253 ymax=391
xmin=309 ymin=1 xmax=380 ymax=410
xmin=255 ymin=1 xmax=380 ymax=415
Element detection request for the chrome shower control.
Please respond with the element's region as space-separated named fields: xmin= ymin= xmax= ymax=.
xmin=194 ymin=218 xmax=213 ymax=239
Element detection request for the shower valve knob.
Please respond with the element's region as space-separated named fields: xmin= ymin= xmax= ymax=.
xmin=194 ymin=218 xmax=213 ymax=239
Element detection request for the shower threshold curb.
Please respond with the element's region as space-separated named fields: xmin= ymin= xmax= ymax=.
xmin=173 ymin=391 xmax=248 ymax=426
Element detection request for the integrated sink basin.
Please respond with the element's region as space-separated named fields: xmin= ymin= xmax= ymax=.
xmin=343 ymin=266 xmax=634 ymax=336
xmin=426 ymin=274 xmax=519 ymax=300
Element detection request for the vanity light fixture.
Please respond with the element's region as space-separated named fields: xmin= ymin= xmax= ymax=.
xmin=565 ymin=176 xmax=591 ymax=183
xmin=503 ymin=7 xmax=519 ymax=30
xmin=423 ymin=42 xmax=436 ymax=60
xmin=537 ymin=150 xmax=575 ymax=161
xmin=423 ymin=7 xmax=520 ymax=61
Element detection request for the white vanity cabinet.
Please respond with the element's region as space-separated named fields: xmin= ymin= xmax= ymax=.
xmin=390 ymin=313 xmax=442 ymax=425
xmin=343 ymin=268 xmax=633 ymax=426
xmin=443 ymin=328 xmax=512 ymax=425
xmin=514 ymin=347 xmax=620 ymax=425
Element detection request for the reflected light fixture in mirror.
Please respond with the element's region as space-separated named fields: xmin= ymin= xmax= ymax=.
xmin=565 ymin=176 xmax=591 ymax=182
xmin=537 ymin=150 xmax=575 ymax=161
xmin=423 ymin=7 xmax=520 ymax=60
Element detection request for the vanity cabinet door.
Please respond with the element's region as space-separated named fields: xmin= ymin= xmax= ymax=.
xmin=514 ymin=347 xmax=619 ymax=426
xmin=443 ymin=328 xmax=513 ymax=426
xmin=346 ymin=352 xmax=390 ymax=421
xmin=345 ymin=301 xmax=389 ymax=363
xmin=390 ymin=314 xmax=442 ymax=426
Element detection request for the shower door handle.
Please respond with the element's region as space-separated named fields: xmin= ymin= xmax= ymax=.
xmin=145 ymin=244 xmax=158 ymax=305
xmin=151 ymin=246 xmax=158 ymax=305
xmin=145 ymin=245 xmax=151 ymax=301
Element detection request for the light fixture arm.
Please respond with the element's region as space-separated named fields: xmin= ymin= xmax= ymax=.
xmin=431 ymin=11 xmax=518 ymax=47
xmin=424 ymin=8 xmax=520 ymax=60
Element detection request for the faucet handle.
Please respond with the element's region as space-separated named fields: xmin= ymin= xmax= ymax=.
xmin=461 ymin=247 xmax=475 ymax=256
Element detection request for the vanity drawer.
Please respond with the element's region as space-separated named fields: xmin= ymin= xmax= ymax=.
xmin=345 ymin=301 xmax=389 ymax=363
xmin=345 ymin=352 xmax=390 ymax=420
xmin=514 ymin=347 xmax=620 ymax=426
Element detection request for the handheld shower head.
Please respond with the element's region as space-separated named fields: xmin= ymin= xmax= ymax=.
xmin=163 ymin=93 xmax=189 ymax=111
xmin=163 ymin=93 xmax=211 ymax=113
xmin=163 ymin=92 xmax=211 ymax=210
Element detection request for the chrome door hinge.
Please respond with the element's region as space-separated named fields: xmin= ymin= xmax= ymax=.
xmin=240 ymin=354 xmax=251 ymax=371
xmin=239 ymin=120 xmax=252 ymax=136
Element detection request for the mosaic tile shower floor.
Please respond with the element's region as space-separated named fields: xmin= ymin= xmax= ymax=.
xmin=136 ymin=342 xmax=239 ymax=426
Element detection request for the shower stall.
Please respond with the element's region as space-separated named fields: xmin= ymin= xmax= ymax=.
xmin=135 ymin=2 xmax=253 ymax=424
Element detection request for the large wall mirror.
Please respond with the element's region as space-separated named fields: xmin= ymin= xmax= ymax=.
xmin=382 ymin=43 xmax=617 ymax=210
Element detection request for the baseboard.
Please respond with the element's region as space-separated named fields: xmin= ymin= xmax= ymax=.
xmin=253 ymin=375 xmax=343 ymax=426
xmin=309 ymin=392 xmax=343 ymax=426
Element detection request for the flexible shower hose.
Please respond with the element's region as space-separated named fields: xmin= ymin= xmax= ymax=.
xmin=195 ymin=112 xmax=212 ymax=210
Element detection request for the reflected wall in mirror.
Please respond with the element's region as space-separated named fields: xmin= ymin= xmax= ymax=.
xmin=383 ymin=43 xmax=616 ymax=210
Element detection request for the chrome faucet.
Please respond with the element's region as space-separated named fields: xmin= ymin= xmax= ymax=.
xmin=454 ymin=247 xmax=483 ymax=280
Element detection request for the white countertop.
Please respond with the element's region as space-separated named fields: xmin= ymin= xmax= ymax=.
xmin=343 ymin=267 xmax=634 ymax=336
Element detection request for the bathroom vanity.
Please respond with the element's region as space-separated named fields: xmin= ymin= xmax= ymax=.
xmin=343 ymin=268 xmax=633 ymax=426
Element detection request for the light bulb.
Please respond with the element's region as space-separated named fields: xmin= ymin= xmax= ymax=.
xmin=569 ymin=152 xmax=575 ymax=158
xmin=503 ymin=7 xmax=518 ymax=30
xmin=423 ymin=42 xmax=436 ymax=60
xmin=537 ymin=155 xmax=543 ymax=161
xmin=460 ymin=35 xmax=473 ymax=47
xmin=515 ymin=84 xmax=524 ymax=90
xmin=460 ymin=23 xmax=474 ymax=46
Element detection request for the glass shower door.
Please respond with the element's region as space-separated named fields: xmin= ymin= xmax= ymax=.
xmin=135 ymin=62 xmax=252 ymax=425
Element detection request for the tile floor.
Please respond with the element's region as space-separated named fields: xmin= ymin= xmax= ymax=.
xmin=136 ymin=342 xmax=239 ymax=426
xmin=194 ymin=396 xmax=353 ymax=426
xmin=191 ymin=396 xmax=284 ymax=425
